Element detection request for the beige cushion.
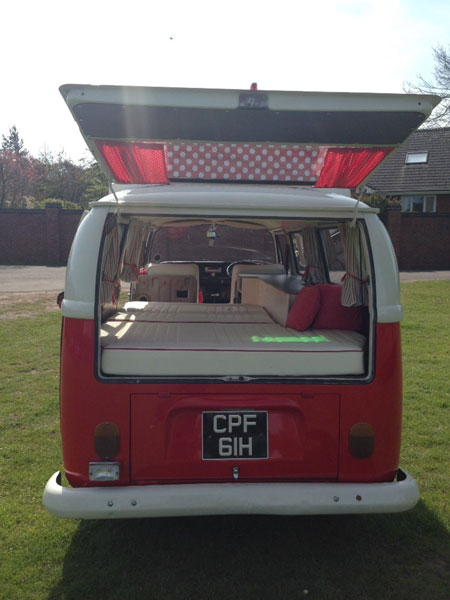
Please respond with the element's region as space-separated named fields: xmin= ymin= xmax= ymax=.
xmin=230 ymin=263 xmax=285 ymax=303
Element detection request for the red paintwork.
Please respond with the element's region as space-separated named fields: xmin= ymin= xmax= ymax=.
xmin=60 ymin=318 xmax=402 ymax=487
xmin=131 ymin=392 xmax=339 ymax=482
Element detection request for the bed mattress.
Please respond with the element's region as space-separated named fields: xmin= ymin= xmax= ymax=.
xmin=116 ymin=302 xmax=275 ymax=323
xmin=101 ymin=317 xmax=366 ymax=377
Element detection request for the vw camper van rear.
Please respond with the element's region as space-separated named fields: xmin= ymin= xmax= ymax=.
xmin=43 ymin=84 xmax=440 ymax=518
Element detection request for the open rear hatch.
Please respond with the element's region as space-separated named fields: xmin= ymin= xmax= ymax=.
xmin=60 ymin=84 xmax=439 ymax=187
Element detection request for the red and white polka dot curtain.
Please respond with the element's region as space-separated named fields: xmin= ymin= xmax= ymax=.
xmin=96 ymin=140 xmax=394 ymax=188
xmin=166 ymin=142 xmax=326 ymax=183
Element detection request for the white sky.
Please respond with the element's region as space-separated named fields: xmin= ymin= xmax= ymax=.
xmin=2 ymin=0 xmax=449 ymax=161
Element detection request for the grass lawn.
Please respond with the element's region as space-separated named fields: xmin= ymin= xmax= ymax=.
xmin=0 ymin=283 xmax=449 ymax=600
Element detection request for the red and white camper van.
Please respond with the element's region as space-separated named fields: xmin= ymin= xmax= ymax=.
xmin=43 ymin=84 xmax=440 ymax=518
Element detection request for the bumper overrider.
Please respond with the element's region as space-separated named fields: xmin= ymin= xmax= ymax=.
xmin=43 ymin=470 xmax=419 ymax=519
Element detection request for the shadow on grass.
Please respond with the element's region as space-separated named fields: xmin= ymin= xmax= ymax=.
xmin=49 ymin=500 xmax=449 ymax=600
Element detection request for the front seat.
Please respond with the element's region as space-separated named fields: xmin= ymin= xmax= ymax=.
xmin=135 ymin=263 xmax=200 ymax=302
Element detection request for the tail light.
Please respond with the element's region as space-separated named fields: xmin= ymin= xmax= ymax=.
xmin=90 ymin=423 xmax=121 ymax=482
xmin=349 ymin=423 xmax=375 ymax=459
xmin=94 ymin=422 xmax=120 ymax=460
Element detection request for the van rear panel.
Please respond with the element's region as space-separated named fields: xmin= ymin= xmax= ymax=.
xmin=130 ymin=392 xmax=340 ymax=483
xmin=60 ymin=318 xmax=401 ymax=489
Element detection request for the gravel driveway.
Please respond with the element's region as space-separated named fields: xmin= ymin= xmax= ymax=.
xmin=0 ymin=266 xmax=66 ymax=293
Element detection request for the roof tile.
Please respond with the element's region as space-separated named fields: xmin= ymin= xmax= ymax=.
xmin=368 ymin=128 xmax=450 ymax=193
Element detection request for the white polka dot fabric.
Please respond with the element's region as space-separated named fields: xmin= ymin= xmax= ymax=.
xmin=166 ymin=143 xmax=326 ymax=183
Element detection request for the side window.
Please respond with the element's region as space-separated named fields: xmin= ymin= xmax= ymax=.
xmin=291 ymin=232 xmax=307 ymax=273
xmin=320 ymin=228 xmax=345 ymax=283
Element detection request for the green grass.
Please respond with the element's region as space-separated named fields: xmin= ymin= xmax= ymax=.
xmin=0 ymin=282 xmax=449 ymax=599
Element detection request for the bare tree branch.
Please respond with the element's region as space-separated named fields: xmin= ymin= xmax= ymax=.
xmin=404 ymin=44 xmax=450 ymax=127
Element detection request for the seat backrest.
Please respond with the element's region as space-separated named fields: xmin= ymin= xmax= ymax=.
xmin=230 ymin=263 xmax=285 ymax=303
xmin=146 ymin=263 xmax=199 ymax=279
xmin=137 ymin=263 xmax=199 ymax=302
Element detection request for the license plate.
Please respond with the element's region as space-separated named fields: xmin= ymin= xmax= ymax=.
xmin=202 ymin=411 xmax=268 ymax=460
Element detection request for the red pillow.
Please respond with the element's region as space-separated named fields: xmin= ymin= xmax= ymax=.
xmin=313 ymin=284 xmax=363 ymax=330
xmin=286 ymin=285 xmax=321 ymax=331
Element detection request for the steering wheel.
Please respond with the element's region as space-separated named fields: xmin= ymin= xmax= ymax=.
xmin=225 ymin=260 xmax=269 ymax=278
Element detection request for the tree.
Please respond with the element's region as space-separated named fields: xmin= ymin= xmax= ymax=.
xmin=32 ymin=150 xmax=86 ymax=205
xmin=81 ymin=159 xmax=109 ymax=204
xmin=405 ymin=43 xmax=450 ymax=126
xmin=0 ymin=125 xmax=109 ymax=208
xmin=31 ymin=151 xmax=108 ymax=208
xmin=0 ymin=126 xmax=36 ymax=208
xmin=2 ymin=125 xmax=26 ymax=156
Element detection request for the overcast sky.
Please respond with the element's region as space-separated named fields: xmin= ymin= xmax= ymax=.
xmin=2 ymin=0 xmax=449 ymax=161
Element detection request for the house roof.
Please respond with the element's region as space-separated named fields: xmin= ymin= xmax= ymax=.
xmin=368 ymin=127 xmax=450 ymax=194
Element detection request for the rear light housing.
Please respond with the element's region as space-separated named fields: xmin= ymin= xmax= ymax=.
xmin=349 ymin=423 xmax=375 ymax=459
xmin=94 ymin=422 xmax=120 ymax=460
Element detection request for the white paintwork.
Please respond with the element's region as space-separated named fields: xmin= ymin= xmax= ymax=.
xmin=43 ymin=470 xmax=419 ymax=519
xmin=62 ymin=207 xmax=108 ymax=319
xmin=91 ymin=183 xmax=376 ymax=213
xmin=364 ymin=213 xmax=403 ymax=323
xmin=60 ymin=83 xmax=439 ymax=117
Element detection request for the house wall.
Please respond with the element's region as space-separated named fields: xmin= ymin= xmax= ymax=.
xmin=385 ymin=206 xmax=450 ymax=270
xmin=0 ymin=205 xmax=83 ymax=266
xmin=437 ymin=194 xmax=450 ymax=212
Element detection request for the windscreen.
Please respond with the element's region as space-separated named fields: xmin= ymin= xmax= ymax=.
xmin=149 ymin=224 xmax=276 ymax=262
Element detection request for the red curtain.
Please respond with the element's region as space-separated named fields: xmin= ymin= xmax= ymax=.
xmin=96 ymin=141 xmax=169 ymax=184
xmin=315 ymin=147 xmax=394 ymax=188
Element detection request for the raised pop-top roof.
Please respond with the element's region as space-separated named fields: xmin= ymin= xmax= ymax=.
xmin=60 ymin=84 xmax=440 ymax=188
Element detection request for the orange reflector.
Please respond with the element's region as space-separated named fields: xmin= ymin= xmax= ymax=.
xmin=349 ymin=423 xmax=375 ymax=459
xmin=96 ymin=141 xmax=169 ymax=184
xmin=94 ymin=422 xmax=120 ymax=460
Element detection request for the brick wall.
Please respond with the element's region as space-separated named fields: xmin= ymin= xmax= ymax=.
xmin=1 ymin=203 xmax=449 ymax=270
xmin=0 ymin=204 xmax=83 ymax=266
xmin=385 ymin=206 xmax=450 ymax=270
